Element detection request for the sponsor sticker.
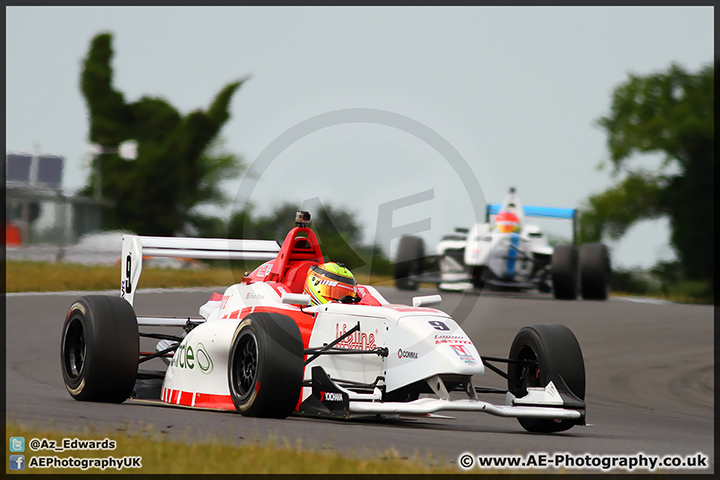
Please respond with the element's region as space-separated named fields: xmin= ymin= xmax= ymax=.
xmin=172 ymin=342 xmax=214 ymax=374
xmin=70 ymin=302 xmax=86 ymax=316
xmin=257 ymin=262 xmax=273 ymax=278
xmin=397 ymin=348 xmax=419 ymax=360
xmin=335 ymin=324 xmax=376 ymax=350
xmin=320 ymin=391 xmax=344 ymax=402
xmin=434 ymin=334 xmax=473 ymax=345
xmin=449 ymin=344 xmax=477 ymax=366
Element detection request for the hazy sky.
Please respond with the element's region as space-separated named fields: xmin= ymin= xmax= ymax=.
xmin=6 ymin=6 xmax=713 ymax=268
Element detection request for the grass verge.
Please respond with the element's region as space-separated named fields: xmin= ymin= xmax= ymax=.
xmin=6 ymin=421 xmax=463 ymax=474
xmin=5 ymin=261 xmax=393 ymax=293
xmin=6 ymin=260 xmax=711 ymax=304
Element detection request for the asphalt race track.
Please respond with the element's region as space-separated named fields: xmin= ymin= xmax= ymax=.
xmin=6 ymin=286 xmax=714 ymax=473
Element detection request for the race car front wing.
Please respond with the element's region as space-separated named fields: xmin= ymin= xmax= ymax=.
xmin=349 ymin=397 xmax=582 ymax=420
xmin=298 ymin=366 xmax=585 ymax=423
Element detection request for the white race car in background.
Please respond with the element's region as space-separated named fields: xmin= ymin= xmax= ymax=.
xmin=60 ymin=211 xmax=587 ymax=433
xmin=394 ymin=188 xmax=611 ymax=300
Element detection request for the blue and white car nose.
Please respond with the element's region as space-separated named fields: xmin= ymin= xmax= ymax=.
xmin=505 ymin=233 xmax=520 ymax=278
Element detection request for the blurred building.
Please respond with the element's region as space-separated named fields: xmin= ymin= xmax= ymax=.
xmin=5 ymin=152 xmax=108 ymax=257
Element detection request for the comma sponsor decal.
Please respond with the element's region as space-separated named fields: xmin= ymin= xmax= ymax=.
xmin=398 ymin=348 xmax=419 ymax=360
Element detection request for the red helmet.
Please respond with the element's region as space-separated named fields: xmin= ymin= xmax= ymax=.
xmin=495 ymin=211 xmax=520 ymax=233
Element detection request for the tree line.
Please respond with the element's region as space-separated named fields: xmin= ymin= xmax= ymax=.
xmin=579 ymin=60 xmax=714 ymax=299
xmin=80 ymin=32 xmax=713 ymax=296
xmin=79 ymin=32 xmax=392 ymax=275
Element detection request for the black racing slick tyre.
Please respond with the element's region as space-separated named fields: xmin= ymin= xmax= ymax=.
xmin=229 ymin=312 xmax=304 ymax=418
xmin=580 ymin=243 xmax=611 ymax=300
xmin=394 ymin=235 xmax=425 ymax=291
xmin=471 ymin=266 xmax=489 ymax=290
xmin=508 ymin=324 xmax=586 ymax=433
xmin=551 ymin=245 xmax=578 ymax=300
xmin=60 ymin=295 xmax=139 ymax=403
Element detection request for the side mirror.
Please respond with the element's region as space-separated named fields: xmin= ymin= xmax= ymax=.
xmin=412 ymin=294 xmax=442 ymax=308
xmin=282 ymin=293 xmax=312 ymax=306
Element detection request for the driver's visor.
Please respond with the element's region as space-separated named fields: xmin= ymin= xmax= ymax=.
xmin=496 ymin=222 xmax=518 ymax=233
xmin=314 ymin=279 xmax=358 ymax=302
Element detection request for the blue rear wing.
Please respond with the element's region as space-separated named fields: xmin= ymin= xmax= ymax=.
xmin=486 ymin=204 xmax=576 ymax=219
xmin=486 ymin=204 xmax=578 ymax=245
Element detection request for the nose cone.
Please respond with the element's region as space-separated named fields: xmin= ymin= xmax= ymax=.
xmin=434 ymin=341 xmax=485 ymax=375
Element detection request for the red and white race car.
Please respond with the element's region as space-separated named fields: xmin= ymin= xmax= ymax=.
xmin=60 ymin=212 xmax=587 ymax=433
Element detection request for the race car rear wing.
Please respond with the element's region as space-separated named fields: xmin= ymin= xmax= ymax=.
xmin=120 ymin=234 xmax=280 ymax=306
xmin=485 ymin=204 xmax=578 ymax=245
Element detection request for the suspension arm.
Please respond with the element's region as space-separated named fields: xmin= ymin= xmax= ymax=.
xmin=304 ymin=322 xmax=360 ymax=365
xmin=138 ymin=343 xmax=178 ymax=364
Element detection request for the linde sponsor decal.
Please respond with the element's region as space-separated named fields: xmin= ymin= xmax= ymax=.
xmin=335 ymin=324 xmax=376 ymax=350
xmin=397 ymin=348 xmax=419 ymax=359
xmin=172 ymin=342 xmax=214 ymax=373
xmin=434 ymin=334 xmax=473 ymax=345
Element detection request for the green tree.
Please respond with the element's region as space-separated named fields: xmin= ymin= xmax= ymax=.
xmin=80 ymin=32 xmax=246 ymax=236
xmin=579 ymin=61 xmax=714 ymax=284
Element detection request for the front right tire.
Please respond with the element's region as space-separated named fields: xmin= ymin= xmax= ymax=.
xmin=551 ymin=245 xmax=578 ymax=300
xmin=580 ymin=243 xmax=611 ymax=300
xmin=394 ymin=235 xmax=425 ymax=291
xmin=471 ymin=266 xmax=489 ymax=290
xmin=508 ymin=324 xmax=586 ymax=433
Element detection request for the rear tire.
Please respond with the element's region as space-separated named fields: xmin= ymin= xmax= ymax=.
xmin=551 ymin=245 xmax=578 ymax=300
xmin=229 ymin=312 xmax=304 ymax=418
xmin=580 ymin=243 xmax=611 ymax=300
xmin=471 ymin=266 xmax=489 ymax=290
xmin=394 ymin=236 xmax=425 ymax=291
xmin=508 ymin=324 xmax=585 ymax=433
xmin=60 ymin=295 xmax=139 ymax=403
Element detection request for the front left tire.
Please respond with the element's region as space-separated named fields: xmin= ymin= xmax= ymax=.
xmin=229 ymin=312 xmax=304 ymax=418
xmin=60 ymin=295 xmax=139 ymax=403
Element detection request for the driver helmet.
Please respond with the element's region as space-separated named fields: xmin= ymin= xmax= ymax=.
xmin=495 ymin=211 xmax=521 ymax=233
xmin=304 ymin=262 xmax=358 ymax=305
